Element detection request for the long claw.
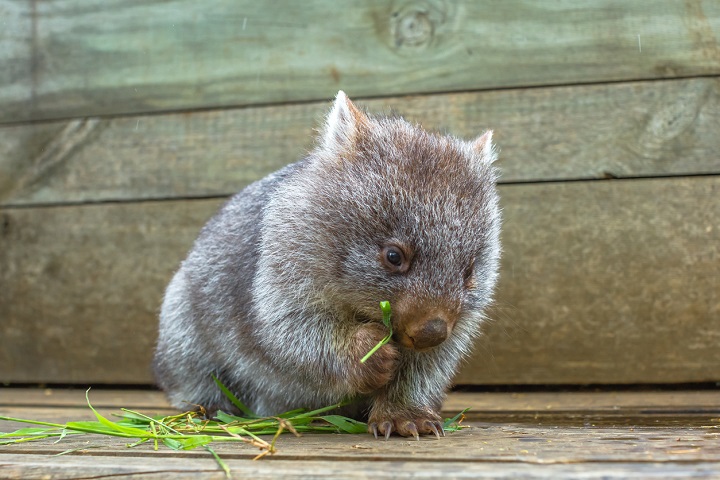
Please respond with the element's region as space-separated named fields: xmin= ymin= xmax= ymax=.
xmin=426 ymin=421 xmax=441 ymax=439
xmin=382 ymin=421 xmax=393 ymax=441
xmin=370 ymin=423 xmax=378 ymax=439
xmin=406 ymin=422 xmax=420 ymax=441
xmin=439 ymin=422 xmax=446 ymax=437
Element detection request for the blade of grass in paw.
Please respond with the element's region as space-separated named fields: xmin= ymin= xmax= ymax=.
xmin=360 ymin=300 xmax=392 ymax=363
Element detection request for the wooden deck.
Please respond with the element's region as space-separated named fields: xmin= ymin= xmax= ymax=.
xmin=2 ymin=388 xmax=719 ymax=479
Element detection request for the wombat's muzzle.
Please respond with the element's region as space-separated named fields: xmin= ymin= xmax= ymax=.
xmin=397 ymin=316 xmax=451 ymax=350
xmin=410 ymin=318 xmax=448 ymax=349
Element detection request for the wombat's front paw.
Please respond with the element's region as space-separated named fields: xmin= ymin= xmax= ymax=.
xmin=348 ymin=323 xmax=398 ymax=394
xmin=368 ymin=407 xmax=445 ymax=441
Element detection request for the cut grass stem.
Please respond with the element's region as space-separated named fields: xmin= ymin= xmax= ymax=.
xmin=360 ymin=300 xmax=393 ymax=363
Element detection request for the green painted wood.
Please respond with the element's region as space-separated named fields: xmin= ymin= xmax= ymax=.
xmin=2 ymin=78 xmax=719 ymax=207
xmin=1 ymin=0 xmax=719 ymax=123
xmin=1 ymin=177 xmax=718 ymax=385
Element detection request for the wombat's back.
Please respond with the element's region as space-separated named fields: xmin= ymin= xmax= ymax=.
xmin=152 ymin=163 xmax=305 ymax=413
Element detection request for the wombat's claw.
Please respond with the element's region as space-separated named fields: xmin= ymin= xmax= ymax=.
xmin=404 ymin=422 xmax=420 ymax=441
xmin=382 ymin=421 xmax=393 ymax=440
xmin=371 ymin=423 xmax=379 ymax=439
xmin=425 ymin=420 xmax=443 ymax=439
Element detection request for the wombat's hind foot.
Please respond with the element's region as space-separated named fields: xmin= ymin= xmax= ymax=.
xmin=368 ymin=410 xmax=445 ymax=441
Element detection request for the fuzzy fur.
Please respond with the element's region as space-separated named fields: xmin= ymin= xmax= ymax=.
xmin=153 ymin=91 xmax=502 ymax=437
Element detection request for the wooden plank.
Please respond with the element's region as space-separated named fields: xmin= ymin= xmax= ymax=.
xmin=0 ymin=388 xmax=171 ymax=409
xmin=457 ymin=177 xmax=720 ymax=385
xmin=2 ymin=389 xmax=719 ymax=429
xmin=1 ymin=177 xmax=718 ymax=385
xmin=0 ymin=200 xmax=212 ymax=384
xmin=2 ymin=391 xmax=720 ymax=463
xmin=1 ymin=390 xmax=719 ymax=478
xmin=3 ymin=78 xmax=720 ymax=207
xmin=1 ymin=1 xmax=719 ymax=123
xmin=1 ymin=455 xmax=717 ymax=480
xmin=4 ymin=388 xmax=720 ymax=414
xmin=2 ymin=422 xmax=720 ymax=463
xmin=0 ymin=2 xmax=33 ymax=117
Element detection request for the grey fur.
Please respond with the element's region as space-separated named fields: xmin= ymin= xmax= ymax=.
xmin=153 ymin=92 xmax=501 ymax=435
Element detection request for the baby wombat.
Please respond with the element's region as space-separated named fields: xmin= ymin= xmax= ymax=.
xmin=153 ymin=91 xmax=501 ymax=439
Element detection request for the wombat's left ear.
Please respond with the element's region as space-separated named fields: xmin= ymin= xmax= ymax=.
xmin=471 ymin=130 xmax=498 ymax=164
xmin=320 ymin=90 xmax=370 ymax=154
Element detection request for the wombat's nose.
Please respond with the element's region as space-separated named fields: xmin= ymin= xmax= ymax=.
xmin=411 ymin=318 xmax=448 ymax=350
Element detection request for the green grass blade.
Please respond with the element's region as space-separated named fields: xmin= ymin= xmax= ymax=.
xmin=443 ymin=408 xmax=470 ymax=431
xmin=213 ymin=411 xmax=256 ymax=424
xmin=359 ymin=333 xmax=391 ymax=363
xmin=54 ymin=428 xmax=69 ymax=444
xmin=54 ymin=445 xmax=104 ymax=456
xmin=319 ymin=415 xmax=367 ymax=434
xmin=290 ymin=401 xmax=347 ymax=419
xmin=65 ymin=421 xmax=143 ymax=438
xmin=360 ymin=301 xmax=393 ymax=363
xmin=212 ymin=375 xmax=256 ymax=418
xmin=175 ymin=436 xmax=215 ymax=450
xmin=379 ymin=300 xmax=392 ymax=327
xmin=205 ymin=445 xmax=232 ymax=479
xmin=0 ymin=434 xmax=59 ymax=445
xmin=0 ymin=416 xmax=65 ymax=429
xmin=84 ymin=389 xmax=151 ymax=438
xmin=120 ymin=408 xmax=181 ymax=435
xmin=275 ymin=408 xmax=307 ymax=418
xmin=0 ymin=427 xmax=58 ymax=437
xmin=162 ymin=437 xmax=184 ymax=450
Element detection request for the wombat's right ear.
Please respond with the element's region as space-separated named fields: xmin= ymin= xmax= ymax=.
xmin=320 ymin=91 xmax=370 ymax=154
xmin=471 ymin=130 xmax=498 ymax=164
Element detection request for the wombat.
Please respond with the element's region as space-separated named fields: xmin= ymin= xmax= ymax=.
xmin=153 ymin=91 xmax=501 ymax=439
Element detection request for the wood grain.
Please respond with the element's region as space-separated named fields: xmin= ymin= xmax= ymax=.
xmin=4 ymin=387 xmax=720 ymax=413
xmin=1 ymin=177 xmax=718 ymax=385
xmin=0 ymin=455 xmax=717 ymax=480
xmin=1 ymin=0 xmax=719 ymax=122
xmin=1 ymin=389 xmax=720 ymax=479
xmin=2 ymin=419 xmax=720 ymax=462
xmin=0 ymin=200 xmax=211 ymax=384
xmin=457 ymin=177 xmax=720 ymax=385
xmin=2 ymin=78 xmax=719 ymax=207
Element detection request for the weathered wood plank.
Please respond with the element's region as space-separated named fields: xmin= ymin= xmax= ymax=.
xmin=2 ymin=390 xmax=719 ymax=478
xmin=0 ymin=2 xmax=33 ymax=117
xmin=1 ymin=1 xmax=719 ymax=123
xmin=1 ymin=177 xmax=718 ymax=385
xmin=0 ymin=388 xmax=170 ymax=409
xmin=2 ymin=392 xmax=720 ymax=463
xmin=1 ymin=455 xmax=717 ymax=480
xmin=2 ymin=422 xmax=720 ymax=463
xmin=457 ymin=177 xmax=720 ymax=385
xmin=0 ymin=200 xmax=208 ymax=384
xmin=5 ymin=388 xmax=720 ymax=414
xmin=3 ymin=78 xmax=720 ymax=207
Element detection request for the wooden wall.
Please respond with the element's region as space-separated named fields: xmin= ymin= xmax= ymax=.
xmin=1 ymin=1 xmax=718 ymax=385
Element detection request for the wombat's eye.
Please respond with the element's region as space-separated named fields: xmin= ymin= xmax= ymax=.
xmin=463 ymin=261 xmax=476 ymax=288
xmin=380 ymin=244 xmax=411 ymax=273
xmin=386 ymin=249 xmax=402 ymax=266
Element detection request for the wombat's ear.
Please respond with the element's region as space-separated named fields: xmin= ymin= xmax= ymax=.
xmin=320 ymin=90 xmax=370 ymax=154
xmin=471 ymin=130 xmax=498 ymax=164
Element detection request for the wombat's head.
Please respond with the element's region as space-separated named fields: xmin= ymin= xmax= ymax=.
xmin=263 ymin=91 xmax=501 ymax=351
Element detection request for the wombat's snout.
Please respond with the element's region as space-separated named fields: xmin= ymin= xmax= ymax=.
xmin=399 ymin=317 xmax=450 ymax=350
xmin=411 ymin=318 xmax=448 ymax=349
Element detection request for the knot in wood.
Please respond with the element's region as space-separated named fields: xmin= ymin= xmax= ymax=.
xmin=395 ymin=10 xmax=432 ymax=47
xmin=391 ymin=2 xmax=446 ymax=51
